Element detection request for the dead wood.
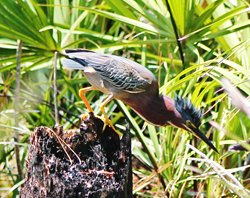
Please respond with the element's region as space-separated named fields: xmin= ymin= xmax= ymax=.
xmin=20 ymin=113 xmax=132 ymax=198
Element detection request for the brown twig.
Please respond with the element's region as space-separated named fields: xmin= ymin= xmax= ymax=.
xmin=14 ymin=40 xmax=23 ymax=179
xmin=48 ymin=127 xmax=81 ymax=164
xmin=53 ymin=51 xmax=59 ymax=126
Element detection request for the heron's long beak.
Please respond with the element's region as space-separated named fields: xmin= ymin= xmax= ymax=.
xmin=184 ymin=124 xmax=218 ymax=153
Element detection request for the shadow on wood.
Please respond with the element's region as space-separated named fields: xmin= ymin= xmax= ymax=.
xmin=20 ymin=112 xmax=132 ymax=198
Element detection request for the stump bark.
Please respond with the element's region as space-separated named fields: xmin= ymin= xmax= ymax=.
xmin=20 ymin=113 xmax=132 ymax=198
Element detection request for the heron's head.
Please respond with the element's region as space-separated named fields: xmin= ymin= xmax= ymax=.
xmin=170 ymin=96 xmax=218 ymax=153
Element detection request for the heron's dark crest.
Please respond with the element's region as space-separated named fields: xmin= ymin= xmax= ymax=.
xmin=174 ymin=96 xmax=202 ymax=128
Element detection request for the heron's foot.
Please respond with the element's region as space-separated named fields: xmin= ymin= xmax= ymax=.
xmin=80 ymin=113 xmax=89 ymax=121
xmin=81 ymin=113 xmax=121 ymax=136
xmin=100 ymin=116 xmax=122 ymax=137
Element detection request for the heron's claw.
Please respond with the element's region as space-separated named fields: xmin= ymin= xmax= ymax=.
xmin=99 ymin=116 xmax=122 ymax=137
xmin=80 ymin=113 xmax=89 ymax=121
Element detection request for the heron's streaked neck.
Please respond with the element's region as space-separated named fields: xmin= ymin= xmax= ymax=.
xmin=122 ymin=94 xmax=181 ymax=126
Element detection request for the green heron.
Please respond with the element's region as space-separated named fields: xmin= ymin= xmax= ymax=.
xmin=62 ymin=49 xmax=218 ymax=153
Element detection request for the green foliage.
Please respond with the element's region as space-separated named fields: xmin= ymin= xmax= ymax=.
xmin=0 ymin=0 xmax=250 ymax=197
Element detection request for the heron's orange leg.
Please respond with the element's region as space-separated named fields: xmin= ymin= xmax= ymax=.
xmin=100 ymin=95 xmax=121 ymax=136
xmin=78 ymin=87 xmax=94 ymax=112
xmin=100 ymin=95 xmax=113 ymax=124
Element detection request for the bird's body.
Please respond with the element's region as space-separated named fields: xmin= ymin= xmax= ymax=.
xmin=62 ymin=49 xmax=218 ymax=152
xmin=63 ymin=50 xmax=157 ymax=95
xmin=63 ymin=50 xmax=177 ymax=126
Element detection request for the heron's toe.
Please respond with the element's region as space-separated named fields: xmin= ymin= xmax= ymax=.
xmin=80 ymin=113 xmax=89 ymax=121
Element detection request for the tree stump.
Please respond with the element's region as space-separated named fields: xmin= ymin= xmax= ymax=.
xmin=20 ymin=113 xmax=132 ymax=198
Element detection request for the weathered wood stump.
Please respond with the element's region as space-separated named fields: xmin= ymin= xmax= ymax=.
xmin=20 ymin=113 xmax=132 ymax=198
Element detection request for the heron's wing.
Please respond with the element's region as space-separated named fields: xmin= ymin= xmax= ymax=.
xmin=65 ymin=50 xmax=155 ymax=93
xmin=92 ymin=57 xmax=154 ymax=93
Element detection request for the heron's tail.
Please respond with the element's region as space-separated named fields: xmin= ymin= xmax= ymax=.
xmin=61 ymin=49 xmax=92 ymax=70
